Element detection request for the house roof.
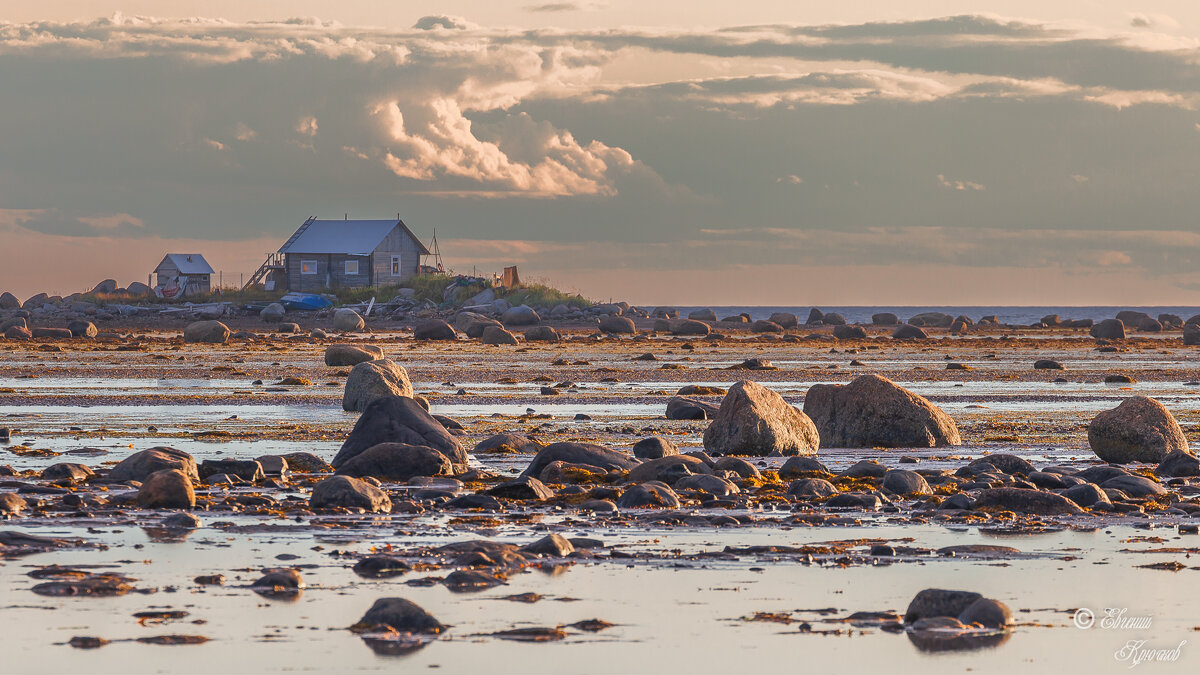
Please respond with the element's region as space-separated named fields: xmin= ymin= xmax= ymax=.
xmin=156 ymin=254 xmax=214 ymax=275
xmin=279 ymin=219 xmax=431 ymax=256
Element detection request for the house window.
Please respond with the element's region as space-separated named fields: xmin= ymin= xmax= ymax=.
xmin=345 ymin=260 xmax=359 ymax=275
xmin=300 ymin=260 xmax=317 ymax=275
xmin=391 ymin=256 xmax=401 ymax=275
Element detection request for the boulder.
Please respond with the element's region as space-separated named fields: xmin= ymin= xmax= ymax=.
xmin=333 ymin=309 xmax=365 ymax=332
xmin=480 ymin=325 xmax=519 ymax=345
xmin=41 ymin=462 xmax=96 ymax=481
xmin=667 ymin=396 xmax=721 ymax=420
xmin=4 ymin=325 xmax=31 ymax=340
xmin=779 ymin=456 xmax=830 ymax=477
xmin=67 ymin=320 xmax=97 ymax=338
xmin=474 ymin=433 xmax=544 ymax=454
xmin=871 ymin=313 xmax=899 ymax=325
xmin=671 ymin=320 xmax=711 ymax=336
xmin=32 ymin=327 xmax=72 ymax=338
xmin=1137 ymin=317 xmax=1163 ymax=332
xmin=616 ymin=482 xmax=681 ymax=508
xmin=821 ymin=313 xmax=846 ymax=325
xmin=881 ymin=469 xmax=931 ymax=495
xmin=652 ymin=307 xmax=679 ymax=319
xmin=487 ymin=477 xmax=554 ymax=500
xmin=126 ymin=281 xmax=152 ymax=296
xmin=334 ymin=396 xmax=467 ymax=471
xmin=786 ymin=478 xmax=838 ymax=498
xmin=310 ymin=476 xmax=391 ymax=513
xmin=463 ymin=318 xmax=503 ymax=338
xmin=342 ymin=359 xmax=414 ymax=412
xmin=1185 ymin=324 xmax=1200 ymax=346
xmin=1116 ymin=310 xmax=1152 ymax=326
xmin=281 ymin=452 xmax=333 ymax=473
xmin=336 ymin=443 xmax=454 ymax=481
xmin=1101 ymin=474 xmax=1165 ymax=498
xmin=136 ymin=469 xmax=195 ymax=509
xmin=675 ymin=473 xmax=739 ymax=497
xmin=971 ymin=487 xmax=1084 ymax=515
xmin=626 ymin=455 xmax=710 ymax=483
xmin=501 ymin=305 xmax=540 ymax=326
xmin=325 ymin=344 xmax=384 ymax=367
xmin=833 ymin=325 xmax=867 ymax=339
xmin=1033 ymin=359 xmax=1063 ymax=370
xmin=413 ymin=319 xmax=457 ymax=340
xmin=907 ymin=312 xmax=953 ymax=327
xmin=768 ymin=312 xmax=799 ymax=329
xmin=355 ymin=598 xmax=445 ymax=634
xmin=1159 ymin=313 xmax=1183 ymax=328
xmin=91 ymin=279 xmax=118 ymax=294
xmin=22 ymin=293 xmax=49 ymax=309
xmin=198 ymin=459 xmax=263 ymax=482
xmin=1062 ymin=483 xmax=1110 ymax=507
xmin=751 ymin=320 xmax=784 ymax=333
xmin=803 ymin=374 xmax=961 ymax=448
xmin=1090 ymin=319 xmax=1126 ymax=340
xmin=1157 ymin=449 xmax=1200 ymax=477
xmin=891 ymin=324 xmax=928 ymax=339
xmin=957 ymin=598 xmax=1013 ymax=628
xmin=524 ymin=326 xmax=560 ymax=342
xmin=702 ymin=381 xmax=820 ymax=456
xmin=0 ymin=292 xmax=18 ymax=309
xmin=260 ymin=303 xmax=286 ymax=322
xmin=598 ymin=315 xmax=636 ymax=334
xmin=521 ymin=442 xmax=638 ymax=479
xmin=1087 ymin=396 xmax=1189 ymax=464
xmin=109 ymin=447 xmax=198 ymax=482
xmin=632 ymin=437 xmax=678 ymax=460
xmin=688 ymin=309 xmax=717 ymax=321
xmin=0 ymin=493 xmax=28 ymax=514
xmin=904 ymin=589 xmax=984 ymax=624
xmin=183 ymin=320 xmax=229 ymax=344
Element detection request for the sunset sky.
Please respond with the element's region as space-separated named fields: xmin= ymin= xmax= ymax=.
xmin=4 ymin=2 xmax=1200 ymax=304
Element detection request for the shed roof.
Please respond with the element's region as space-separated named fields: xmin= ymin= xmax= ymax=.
xmin=156 ymin=254 xmax=214 ymax=275
xmin=279 ymin=219 xmax=431 ymax=256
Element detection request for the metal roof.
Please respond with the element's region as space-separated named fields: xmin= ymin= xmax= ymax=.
xmin=279 ymin=219 xmax=431 ymax=256
xmin=156 ymin=254 xmax=214 ymax=275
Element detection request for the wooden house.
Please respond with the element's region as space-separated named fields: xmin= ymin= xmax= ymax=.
xmin=153 ymin=254 xmax=214 ymax=298
xmin=247 ymin=217 xmax=432 ymax=292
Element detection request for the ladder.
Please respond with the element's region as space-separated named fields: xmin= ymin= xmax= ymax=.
xmin=242 ymin=216 xmax=314 ymax=291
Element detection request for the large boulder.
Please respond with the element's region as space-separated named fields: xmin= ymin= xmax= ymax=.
xmin=336 ymin=443 xmax=454 ymax=481
xmin=333 ymin=309 xmax=365 ymax=332
xmin=184 ymin=320 xmax=229 ymax=344
xmin=260 ymin=303 xmax=286 ymax=322
xmin=334 ymin=396 xmax=466 ymax=471
xmin=480 ymin=325 xmax=519 ymax=345
xmin=109 ymin=447 xmax=198 ymax=482
xmin=136 ymin=469 xmax=195 ymax=509
xmin=872 ymin=313 xmax=899 ymax=325
xmin=342 ymin=359 xmax=414 ymax=412
xmin=891 ymin=324 xmax=928 ymax=340
xmin=904 ymin=589 xmax=983 ymax=624
xmin=1185 ymin=323 xmax=1200 ymax=346
xmin=971 ymin=487 xmax=1084 ymax=515
xmin=1090 ymin=319 xmax=1126 ymax=340
xmin=325 ymin=344 xmax=384 ymax=366
xmin=907 ymin=312 xmax=953 ymax=327
xmin=751 ymin=320 xmax=783 ymax=333
xmin=501 ymin=305 xmax=540 ymax=326
xmin=803 ymin=374 xmax=961 ymax=448
xmin=598 ymin=315 xmax=636 ymax=334
xmin=521 ymin=442 xmax=638 ymax=479
xmin=66 ymin=320 xmax=97 ymax=338
xmin=671 ymin=320 xmax=710 ymax=336
xmin=310 ymin=476 xmax=391 ymax=513
xmin=768 ymin=312 xmax=799 ymax=329
xmin=91 ymin=279 xmax=118 ymax=294
xmin=355 ymin=598 xmax=446 ymax=634
xmin=1087 ymin=396 xmax=1190 ymax=463
xmin=833 ymin=325 xmax=867 ymax=339
xmin=0 ymin=292 xmax=18 ymax=309
xmin=126 ymin=281 xmax=153 ymax=296
xmin=702 ymin=381 xmax=820 ymax=456
xmin=413 ymin=319 xmax=457 ymax=340
xmin=666 ymin=396 xmax=721 ymax=420
xmin=688 ymin=309 xmax=717 ymax=321
xmin=524 ymin=326 xmax=560 ymax=342
xmin=474 ymin=433 xmax=545 ymax=454
xmin=462 ymin=317 xmax=502 ymax=338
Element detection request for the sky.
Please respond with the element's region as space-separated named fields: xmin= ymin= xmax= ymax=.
xmin=3 ymin=2 xmax=1200 ymax=304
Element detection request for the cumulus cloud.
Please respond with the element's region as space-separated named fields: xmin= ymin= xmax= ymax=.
xmin=413 ymin=16 xmax=471 ymax=31
xmin=937 ymin=174 xmax=985 ymax=191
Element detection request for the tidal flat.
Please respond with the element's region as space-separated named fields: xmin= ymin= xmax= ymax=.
xmin=2 ymin=323 xmax=1200 ymax=674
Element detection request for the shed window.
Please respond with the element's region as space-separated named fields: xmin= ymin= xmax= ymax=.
xmin=391 ymin=256 xmax=401 ymax=275
xmin=345 ymin=260 xmax=359 ymax=275
xmin=300 ymin=260 xmax=317 ymax=275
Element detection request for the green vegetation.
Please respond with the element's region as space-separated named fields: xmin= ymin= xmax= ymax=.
xmin=499 ymin=282 xmax=591 ymax=309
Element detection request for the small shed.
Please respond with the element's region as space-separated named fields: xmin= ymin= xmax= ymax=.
xmin=275 ymin=217 xmax=432 ymax=292
xmin=154 ymin=254 xmax=214 ymax=298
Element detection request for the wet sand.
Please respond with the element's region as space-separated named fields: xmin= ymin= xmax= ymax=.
xmin=2 ymin=322 xmax=1200 ymax=673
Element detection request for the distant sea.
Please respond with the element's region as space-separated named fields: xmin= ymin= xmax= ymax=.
xmin=670 ymin=306 xmax=1200 ymax=325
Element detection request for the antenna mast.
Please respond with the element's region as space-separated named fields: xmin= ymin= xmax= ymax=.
xmin=429 ymin=229 xmax=444 ymax=273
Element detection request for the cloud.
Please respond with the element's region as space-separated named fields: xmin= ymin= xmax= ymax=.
xmin=937 ymin=174 xmax=985 ymax=191
xmin=0 ymin=208 xmax=147 ymax=238
xmin=413 ymin=16 xmax=471 ymax=31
